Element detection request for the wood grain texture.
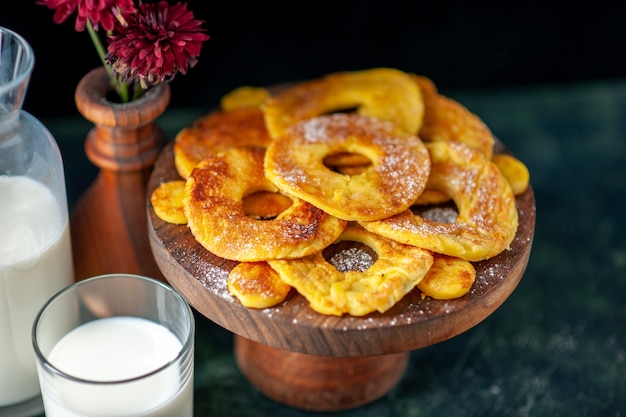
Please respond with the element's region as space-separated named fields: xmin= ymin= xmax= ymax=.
xmin=234 ymin=336 xmax=410 ymax=411
xmin=71 ymin=68 xmax=170 ymax=281
xmin=148 ymin=141 xmax=536 ymax=357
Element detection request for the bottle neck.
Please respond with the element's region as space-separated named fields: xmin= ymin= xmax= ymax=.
xmin=0 ymin=107 xmax=20 ymax=144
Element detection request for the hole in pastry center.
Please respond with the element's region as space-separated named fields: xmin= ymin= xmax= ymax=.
xmin=323 ymin=152 xmax=372 ymax=175
xmin=242 ymin=191 xmax=293 ymax=220
xmin=322 ymin=107 xmax=358 ymax=115
xmin=322 ymin=241 xmax=378 ymax=272
xmin=411 ymin=201 xmax=459 ymax=223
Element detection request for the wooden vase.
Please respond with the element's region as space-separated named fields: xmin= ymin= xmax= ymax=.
xmin=70 ymin=67 xmax=170 ymax=281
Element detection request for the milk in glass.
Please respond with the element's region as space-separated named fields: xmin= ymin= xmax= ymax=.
xmin=41 ymin=316 xmax=193 ymax=417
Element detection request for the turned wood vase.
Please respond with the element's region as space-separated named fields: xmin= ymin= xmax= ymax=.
xmin=70 ymin=67 xmax=170 ymax=281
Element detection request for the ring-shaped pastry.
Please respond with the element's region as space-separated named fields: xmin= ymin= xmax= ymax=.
xmin=417 ymin=254 xmax=476 ymax=300
xmin=174 ymin=106 xmax=272 ymax=179
xmin=228 ymin=261 xmax=292 ymax=308
xmin=184 ymin=147 xmax=347 ymax=262
xmin=220 ymin=86 xmax=270 ymax=111
xmin=262 ymin=67 xmax=424 ymax=138
xmin=359 ymin=141 xmax=518 ymax=262
xmin=264 ymin=113 xmax=431 ymax=221
xmin=150 ymin=180 xmax=187 ymax=224
xmin=491 ymin=153 xmax=530 ymax=195
xmin=268 ymin=224 xmax=434 ymax=316
xmin=413 ymin=74 xmax=495 ymax=159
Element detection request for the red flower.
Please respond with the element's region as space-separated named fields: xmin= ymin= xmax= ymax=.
xmin=106 ymin=1 xmax=209 ymax=89
xmin=36 ymin=0 xmax=135 ymax=32
xmin=39 ymin=0 xmax=209 ymax=102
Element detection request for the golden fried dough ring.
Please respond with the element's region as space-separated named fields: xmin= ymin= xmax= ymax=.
xmin=264 ymin=113 xmax=431 ymax=221
xmin=150 ymin=180 xmax=187 ymax=224
xmin=228 ymin=262 xmax=292 ymax=308
xmin=262 ymin=67 xmax=424 ymax=137
xmin=413 ymin=75 xmax=495 ymax=159
xmin=360 ymin=141 xmax=518 ymax=261
xmin=220 ymin=86 xmax=269 ymax=111
xmin=184 ymin=147 xmax=347 ymax=262
xmin=412 ymin=74 xmax=439 ymax=101
xmin=268 ymin=224 xmax=434 ymax=316
xmin=173 ymin=106 xmax=272 ymax=179
xmin=492 ymin=153 xmax=530 ymax=195
xmin=150 ymin=181 xmax=292 ymax=224
xmin=417 ymin=254 xmax=476 ymax=300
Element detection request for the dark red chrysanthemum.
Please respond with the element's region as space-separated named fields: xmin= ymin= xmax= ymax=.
xmin=36 ymin=0 xmax=135 ymax=31
xmin=106 ymin=1 xmax=210 ymax=88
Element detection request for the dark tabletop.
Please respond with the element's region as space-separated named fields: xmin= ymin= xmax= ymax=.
xmin=41 ymin=79 xmax=626 ymax=416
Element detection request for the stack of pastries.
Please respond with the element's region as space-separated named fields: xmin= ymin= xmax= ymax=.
xmin=150 ymin=67 xmax=530 ymax=316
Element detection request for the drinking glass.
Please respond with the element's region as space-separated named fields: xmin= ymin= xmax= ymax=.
xmin=32 ymin=274 xmax=195 ymax=417
xmin=1 ymin=26 xmax=74 ymax=416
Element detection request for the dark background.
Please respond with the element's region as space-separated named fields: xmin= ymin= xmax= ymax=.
xmin=2 ymin=1 xmax=625 ymax=119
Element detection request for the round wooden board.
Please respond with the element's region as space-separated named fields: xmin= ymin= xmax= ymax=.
xmin=148 ymin=141 xmax=535 ymax=357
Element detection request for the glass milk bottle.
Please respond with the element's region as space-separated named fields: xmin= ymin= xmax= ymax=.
xmin=0 ymin=26 xmax=74 ymax=412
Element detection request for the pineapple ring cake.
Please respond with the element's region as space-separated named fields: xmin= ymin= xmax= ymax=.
xmin=417 ymin=254 xmax=476 ymax=300
xmin=184 ymin=146 xmax=347 ymax=262
xmin=227 ymin=261 xmax=292 ymax=309
xmin=264 ymin=113 xmax=431 ymax=222
xmin=173 ymin=106 xmax=272 ymax=179
xmin=413 ymin=74 xmax=495 ymax=159
xmin=150 ymin=181 xmax=295 ymax=225
xmin=220 ymin=85 xmax=270 ymax=111
xmin=360 ymin=140 xmax=518 ymax=262
xmin=268 ymin=224 xmax=434 ymax=316
xmin=262 ymin=67 xmax=424 ymax=139
xmin=150 ymin=180 xmax=187 ymax=224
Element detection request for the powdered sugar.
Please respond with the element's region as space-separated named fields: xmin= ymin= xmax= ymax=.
xmin=328 ymin=247 xmax=375 ymax=272
xmin=196 ymin=264 xmax=231 ymax=299
xmin=266 ymin=113 xmax=430 ymax=220
xmin=421 ymin=206 xmax=458 ymax=223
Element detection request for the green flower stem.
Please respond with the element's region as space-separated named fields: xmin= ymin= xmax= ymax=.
xmin=86 ymin=20 xmax=129 ymax=103
xmin=132 ymin=85 xmax=146 ymax=101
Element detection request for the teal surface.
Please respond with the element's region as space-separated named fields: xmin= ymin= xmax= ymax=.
xmin=40 ymin=80 xmax=625 ymax=416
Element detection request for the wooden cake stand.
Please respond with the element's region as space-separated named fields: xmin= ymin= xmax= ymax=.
xmin=147 ymin=142 xmax=536 ymax=412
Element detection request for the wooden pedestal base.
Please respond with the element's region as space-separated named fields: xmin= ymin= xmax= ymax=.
xmin=234 ymin=335 xmax=410 ymax=412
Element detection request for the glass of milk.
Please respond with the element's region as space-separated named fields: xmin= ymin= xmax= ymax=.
xmin=1 ymin=26 xmax=75 ymax=416
xmin=32 ymin=274 xmax=195 ymax=417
